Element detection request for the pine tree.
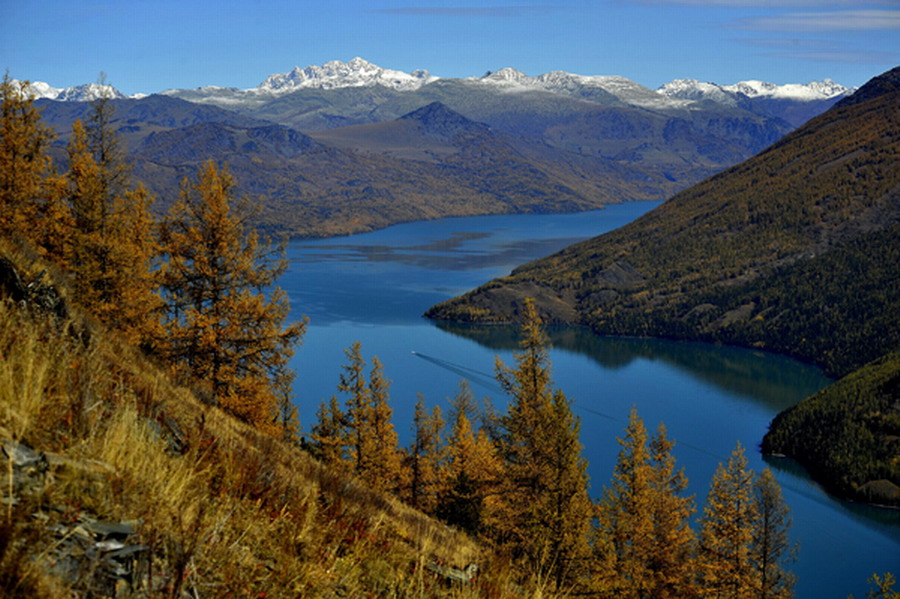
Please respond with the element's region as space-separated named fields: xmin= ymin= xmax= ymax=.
xmin=750 ymin=468 xmax=795 ymax=599
xmin=158 ymin=160 xmax=306 ymax=430
xmin=0 ymin=74 xmax=69 ymax=260
xmin=494 ymin=298 xmax=592 ymax=591
xmin=407 ymin=394 xmax=445 ymax=513
xmin=698 ymin=443 xmax=758 ymax=599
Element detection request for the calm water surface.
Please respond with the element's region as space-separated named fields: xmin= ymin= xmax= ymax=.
xmin=280 ymin=203 xmax=900 ymax=598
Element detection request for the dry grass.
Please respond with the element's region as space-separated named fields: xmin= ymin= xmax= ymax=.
xmin=0 ymin=243 xmax=543 ymax=598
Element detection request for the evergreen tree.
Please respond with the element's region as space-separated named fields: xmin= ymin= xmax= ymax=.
xmin=750 ymin=468 xmax=795 ymax=599
xmin=494 ymin=298 xmax=592 ymax=591
xmin=0 ymin=74 xmax=69 ymax=260
xmin=158 ymin=161 xmax=306 ymax=431
xmin=407 ymin=394 xmax=444 ymax=513
xmin=698 ymin=443 xmax=758 ymax=599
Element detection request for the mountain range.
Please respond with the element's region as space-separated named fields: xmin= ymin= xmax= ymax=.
xmin=28 ymin=58 xmax=855 ymax=237
xmin=425 ymin=66 xmax=900 ymax=504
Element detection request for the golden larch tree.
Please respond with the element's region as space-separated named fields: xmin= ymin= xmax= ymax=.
xmin=158 ymin=160 xmax=305 ymax=431
xmin=65 ymin=103 xmax=161 ymax=345
xmin=494 ymin=298 xmax=593 ymax=591
xmin=339 ymin=341 xmax=373 ymax=474
xmin=647 ymin=422 xmax=696 ymax=599
xmin=698 ymin=443 xmax=758 ymax=599
xmin=596 ymin=406 xmax=655 ymax=598
xmin=0 ymin=74 xmax=70 ymax=261
xmin=750 ymin=468 xmax=796 ymax=599
xmin=365 ymin=356 xmax=403 ymax=493
xmin=438 ymin=405 xmax=503 ymax=535
xmin=310 ymin=396 xmax=347 ymax=468
xmin=406 ymin=394 xmax=445 ymax=513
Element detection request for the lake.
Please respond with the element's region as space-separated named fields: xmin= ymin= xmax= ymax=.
xmin=280 ymin=203 xmax=900 ymax=598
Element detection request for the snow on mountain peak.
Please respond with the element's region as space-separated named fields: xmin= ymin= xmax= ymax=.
xmin=722 ymin=79 xmax=853 ymax=100
xmin=258 ymin=58 xmax=438 ymax=92
xmin=479 ymin=67 xmax=531 ymax=85
xmin=11 ymin=80 xmax=127 ymax=101
xmin=476 ymin=68 xmax=687 ymax=109
xmin=660 ymin=77 xmax=854 ymax=105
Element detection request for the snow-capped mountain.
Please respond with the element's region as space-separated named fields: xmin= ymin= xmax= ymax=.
xmin=24 ymin=59 xmax=853 ymax=120
xmin=258 ymin=57 xmax=436 ymax=93
xmin=475 ymin=68 xmax=689 ymax=109
xmin=14 ymin=80 xmax=128 ymax=102
xmin=659 ymin=78 xmax=854 ymax=103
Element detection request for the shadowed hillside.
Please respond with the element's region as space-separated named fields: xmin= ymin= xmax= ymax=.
xmin=427 ymin=66 xmax=900 ymax=507
xmin=427 ymin=67 xmax=900 ymax=378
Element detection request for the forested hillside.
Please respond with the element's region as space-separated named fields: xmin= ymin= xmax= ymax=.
xmin=1 ymin=74 xmax=820 ymax=596
xmin=427 ymin=66 xmax=900 ymax=506
xmin=428 ymin=67 xmax=900 ymax=379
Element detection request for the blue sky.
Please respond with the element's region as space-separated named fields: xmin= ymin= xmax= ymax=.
xmin=1 ymin=1 xmax=898 ymax=95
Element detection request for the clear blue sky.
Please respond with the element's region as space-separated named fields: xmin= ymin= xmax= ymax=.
xmin=1 ymin=0 xmax=898 ymax=96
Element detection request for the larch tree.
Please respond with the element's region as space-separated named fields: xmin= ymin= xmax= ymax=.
xmin=494 ymin=298 xmax=593 ymax=591
xmin=274 ymin=365 xmax=300 ymax=445
xmin=596 ymin=411 xmax=696 ymax=599
xmin=65 ymin=92 xmax=161 ymax=345
xmin=158 ymin=160 xmax=306 ymax=431
xmin=698 ymin=443 xmax=758 ymax=599
xmin=0 ymin=74 xmax=70 ymax=261
xmin=407 ymin=394 xmax=445 ymax=513
xmin=750 ymin=468 xmax=796 ymax=599
xmin=365 ymin=356 xmax=403 ymax=493
xmin=596 ymin=406 xmax=655 ymax=598
xmin=647 ymin=422 xmax=696 ymax=599
xmin=310 ymin=396 xmax=347 ymax=468
xmin=339 ymin=341 xmax=373 ymax=474
xmin=438 ymin=404 xmax=503 ymax=535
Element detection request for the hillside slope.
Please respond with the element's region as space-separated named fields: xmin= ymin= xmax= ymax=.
xmin=427 ymin=66 xmax=900 ymax=507
xmin=427 ymin=67 xmax=900 ymax=379
xmin=38 ymin=97 xmax=671 ymax=238
xmin=762 ymin=350 xmax=900 ymax=506
xmin=0 ymin=245 xmax=510 ymax=597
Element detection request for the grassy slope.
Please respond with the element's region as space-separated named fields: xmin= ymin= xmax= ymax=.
xmin=0 ymin=243 xmax=528 ymax=598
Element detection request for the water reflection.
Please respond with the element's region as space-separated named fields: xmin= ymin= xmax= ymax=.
xmin=435 ymin=321 xmax=832 ymax=413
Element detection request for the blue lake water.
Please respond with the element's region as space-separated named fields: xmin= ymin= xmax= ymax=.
xmin=280 ymin=203 xmax=900 ymax=597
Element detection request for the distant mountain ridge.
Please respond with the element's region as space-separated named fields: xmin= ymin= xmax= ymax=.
xmin=22 ymin=57 xmax=853 ymax=114
xmin=158 ymin=58 xmax=853 ymax=116
xmin=25 ymin=60 xmax=861 ymax=241
xmin=426 ymin=66 xmax=899 ymax=379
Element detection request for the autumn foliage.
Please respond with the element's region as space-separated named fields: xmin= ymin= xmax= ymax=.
xmin=158 ymin=161 xmax=306 ymax=430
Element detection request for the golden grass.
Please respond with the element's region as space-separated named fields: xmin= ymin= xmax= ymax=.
xmin=0 ymin=242 xmax=543 ymax=598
